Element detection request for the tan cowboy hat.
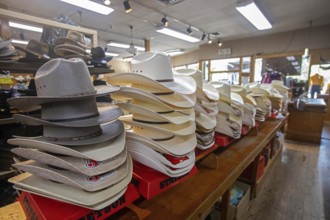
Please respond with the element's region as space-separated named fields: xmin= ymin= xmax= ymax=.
xmin=126 ymin=130 xmax=196 ymax=156
xmin=9 ymin=154 xmax=132 ymax=210
xmin=11 ymin=147 xmax=127 ymax=176
xmin=120 ymin=114 xmax=196 ymax=136
xmin=13 ymin=159 xmax=129 ymax=192
xmin=12 ymin=102 xmax=122 ymax=127
xmin=8 ymin=131 xmax=126 ymax=161
xmin=127 ymin=140 xmax=195 ymax=169
xmin=7 ymin=58 xmax=119 ymax=111
xmin=54 ymin=30 xmax=89 ymax=49
xmin=117 ymin=103 xmax=193 ymax=125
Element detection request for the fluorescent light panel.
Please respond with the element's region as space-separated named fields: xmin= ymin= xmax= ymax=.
xmin=9 ymin=21 xmax=43 ymax=33
xmin=236 ymin=0 xmax=272 ymax=30
xmin=86 ymin=49 xmax=119 ymax=57
xmin=11 ymin=39 xmax=29 ymax=45
xmin=107 ymin=42 xmax=145 ymax=51
xmin=156 ymin=27 xmax=200 ymax=43
xmin=165 ymin=49 xmax=184 ymax=56
xmin=60 ymin=0 xmax=113 ymax=15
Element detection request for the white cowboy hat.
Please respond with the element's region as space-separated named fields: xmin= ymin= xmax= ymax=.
xmin=209 ymin=81 xmax=232 ymax=104
xmin=196 ymin=130 xmax=215 ymax=150
xmin=120 ymin=114 xmax=196 ymax=136
xmin=13 ymin=159 xmax=129 ymax=192
xmin=11 ymin=147 xmax=127 ymax=176
xmin=8 ymin=131 xmax=126 ymax=161
xmin=195 ymin=112 xmax=217 ymax=131
xmin=7 ymin=58 xmax=119 ymax=111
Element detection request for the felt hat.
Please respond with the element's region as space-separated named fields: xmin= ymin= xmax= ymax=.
xmin=126 ymin=130 xmax=196 ymax=156
xmin=7 ymin=58 xmax=119 ymax=111
xmin=117 ymin=103 xmax=193 ymax=125
xmin=54 ymin=30 xmax=89 ymax=49
xmin=13 ymin=159 xmax=129 ymax=192
xmin=9 ymin=154 xmax=132 ymax=210
xmin=25 ymin=39 xmax=50 ymax=59
xmin=12 ymin=101 xmax=123 ymax=127
xmin=11 ymin=147 xmax=127 ymax=176
xmin=8 ymin=131 xmax=126 ymax=161
xmin=120 ymin=114 xmax=196 ymax=136
xmin=0 ymin=37 xmax=11 ymax=50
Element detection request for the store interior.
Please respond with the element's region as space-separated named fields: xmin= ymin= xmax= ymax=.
xmin=1 ymin=0 xmax=330 ymax=219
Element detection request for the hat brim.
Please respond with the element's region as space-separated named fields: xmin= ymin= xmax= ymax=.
xmin=12 ymin=105 xmax=123 ymax=127
xmin=55 ymin=38 xmax=89 ymax=49
xmin=127 ymin=140 xmax=195 ymax=169
xmin=8 ymin=128 xmax=125 ymax=161
xmin=202 ymin=83 xmax=219 ymax=101
xmin=11 ymin=147 xmax=127 ymax=176
xmin=9 ymin=154 xmax=132 ymax=209
xmin=54 ymin=44 xmax=88 ymax=55
xmin=195 ymin=113 xmax=217 ymax=130
xmin=14 ymin=159 xmax=129 ymax=192
xmin=120 ymin=114 xmax=196 ymax=136
xmin=126 ymin=131 xmax=196 ymax=156
xmin=117 ymin=103 xmax=193 ymax=125
xmin=7 ymin=85 xmax=119 ymax=112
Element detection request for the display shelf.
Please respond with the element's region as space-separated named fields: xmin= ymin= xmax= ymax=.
xmin=112 ymin=117 xmax=287 ymax=220
xmin=0 ymin=118 xmax=16 ymax=125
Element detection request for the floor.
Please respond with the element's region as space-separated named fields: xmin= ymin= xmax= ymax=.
xmin=246 ymin=124 xmax=330 ymax=220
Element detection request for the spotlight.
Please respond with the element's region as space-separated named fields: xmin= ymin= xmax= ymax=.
xmin=186 ymin=26 xmax=192 ymax=35
xmin=217 ymin=40 xmax=222 ymax=47
xmin=208 ymin=34 xmax=212 ymax=44
xmin=161 ymin=16 xmax=169 ymax=27
xmin=201 ymin=33 xmax=206 ymax=41
xmin=104 ymin=0 xmax=111 ymax=5
xmin=123 ymin=0 xmax=132 ymax=13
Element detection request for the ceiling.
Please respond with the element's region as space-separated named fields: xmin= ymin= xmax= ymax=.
xmin=2 ymin=0 xmax=330 ymax=60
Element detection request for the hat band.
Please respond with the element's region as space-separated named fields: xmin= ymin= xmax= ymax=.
xmin=157 ymin=110 xmax=175 ymax=114
xmin=156 ymin=79 xmax=174 ymax=83
xmin=43 ymin=129 xmax=102 ymax=142
xmin=152 ymin=135 xmax=175 ymax=142
xmin=152 ymin=91 xmax=174 ymax=96
xmin=46 ymin=113 xmax=100 ymax=123
xmin=132 ymin=118 xmax=169 ymax=124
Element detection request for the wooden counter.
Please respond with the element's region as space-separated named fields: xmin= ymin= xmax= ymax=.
xmin=317 ymin=94 xmax=330 ymax=122
xmin=112 ymin=118 xmax=287 ymax=220
xmin=286 ymin=98 xmax=326 ymax=144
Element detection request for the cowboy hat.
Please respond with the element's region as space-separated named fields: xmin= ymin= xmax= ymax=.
xmin=8 ymin=131 xmax=126 ymax=161
xmin=12 ymin=101 xmax=123 ymax=127
xmin=120 ymin=114 xmax=196 ymax=136
xmin=11 ymin=147 xmax=127 ymax=176
xmin=131 ymin=52 xmax=196 ymax=95
xmin=9 ymin=155 xmax=132 ymax=209
xmin=127 ymin=140 xmax=195 ymax=169
xmin=117 ymin=103 xmax=193 ymax=125
xmin=196 ymin=129 xmax=215 ymax=150
xmin=7 ymin=58 xmax=119 ymax=111
xmin=126 ymin=131 xmax=196 ymax=156
xmin=13 ymin=159 xmax=129 ymax=192
xmin=209 ymin=81 xmax=232 ymax=104
xmin=54 ymin=30 xmax=89 ymax=49
xmin=195 ymin=112 xmax=217 ymax=131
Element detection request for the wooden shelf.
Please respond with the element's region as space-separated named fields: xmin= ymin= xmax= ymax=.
xmin=112 ymin=117 xmax=287 ymax=220
xmin=0 ymin=118 xmax=16 ymax=125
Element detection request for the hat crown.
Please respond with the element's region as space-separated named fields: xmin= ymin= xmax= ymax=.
xmin=67 ymin=30 xmax=86 ymax=45
xmin=131 ymin=52 xmax=173 ymax=81
xmin=175 ymin=68 xmax=203 ymax=89
xmin=35 ymin=58 xmax=96 ymax=97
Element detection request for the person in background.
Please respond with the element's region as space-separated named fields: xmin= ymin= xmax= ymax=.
xmin=309 ymin=73 xmax=324 ymax=98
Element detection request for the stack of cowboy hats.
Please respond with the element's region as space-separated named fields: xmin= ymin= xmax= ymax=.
xmin=271 ymin=80 xmax=290 ymax=111
xmin=54 ymin=30 xmax=91 ymax=60
xmin=247 ymin=83 xmax=272 ymax=121
xmin=7 ymin=58 xmax=132 ymax=210
xmin=109 ymin=52 xmax=197 ymax=177
xmin=15 ymin=39 xmax=50 ymax=62
xmin=231 ymin=85 xmax=256 ymax=127
xmin=210 ymin=81 xmax=243 ymax=139
xmin=0 ymin=37 xmax=19 ymax=61
xmin=175 ymin=68 xmax=219 ymax=150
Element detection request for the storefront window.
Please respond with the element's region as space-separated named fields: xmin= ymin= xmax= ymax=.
xmin=210 ymin=58 xmax=240 ymax=72
xmin=210 ymin=72 xmax=239 ymax=84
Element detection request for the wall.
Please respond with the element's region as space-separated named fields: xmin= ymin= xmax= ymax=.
xmin=108 ymin=60 xmax=131 ymax=73
xmin=172 ymin=24 xmax=330 ymax=64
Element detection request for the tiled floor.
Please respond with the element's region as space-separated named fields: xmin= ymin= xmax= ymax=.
xmin=246 ymin=124 xmax=330 ymax=220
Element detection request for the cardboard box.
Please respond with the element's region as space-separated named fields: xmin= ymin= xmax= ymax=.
xmin=230 ymin=181 xmax=251 ymax=220
xmin=131 ymin=162 xmax=198 ymax=199
xmin=18 ymin=183 xmax=139 ymax=220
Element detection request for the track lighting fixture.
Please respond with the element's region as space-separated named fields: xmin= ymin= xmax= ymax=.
xmin=201 ymin=33 xmax=206 ymax=41
xmin=186 ymin=26 xmax=192 ymax=35
xmin=123 ymin=0 xmax=132 ymax=13
xmin=208 ymin=34 xmax=212 ymax=44
xmin=104 ymin=0 xmax=111 ymax=5
xmin=161 ymin=16 xmax=169 ymax=27
xmin=217 ymin=40 xmax=222 ymax=47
